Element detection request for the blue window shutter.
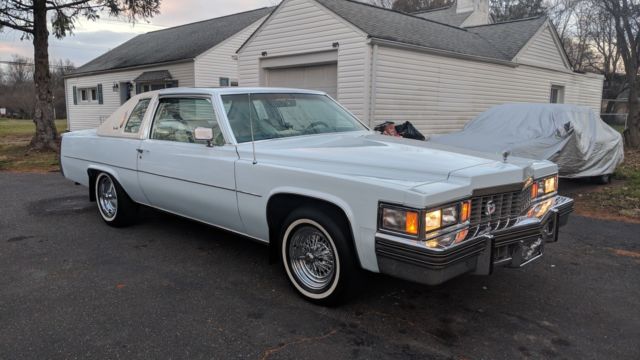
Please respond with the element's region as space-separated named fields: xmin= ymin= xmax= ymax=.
xmin=72 ymin=86 xmax=77 ymax=105
xmin=97 ymin=84 xmax=103 ymax=104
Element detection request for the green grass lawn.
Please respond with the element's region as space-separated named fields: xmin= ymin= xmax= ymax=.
xmin=575 ymin=150 xmax=640 ymax=220
xmin=610 ymin=151 xmax=640 ymax=217
xmin=0 ymin=118 xmax=68 ymax=172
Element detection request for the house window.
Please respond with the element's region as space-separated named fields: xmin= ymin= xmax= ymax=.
xmin=219 ymin=78 xmax=238 ymax=87
xmin=550 ymin=85 xmax=565 ymax=104
xmin=137 ymin=81 xmax=178 ymax=94
xmin=78 ymin=87 xmax=98 ymax=103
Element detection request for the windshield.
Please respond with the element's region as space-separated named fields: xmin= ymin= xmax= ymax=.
xmin=222 ymin=93 xmax=367 ymax=143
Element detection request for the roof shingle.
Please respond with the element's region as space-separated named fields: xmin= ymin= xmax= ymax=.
xmin=315 ymin=0 xmax=545 ymax=62
xmin=466 ymin=16 xmax=548 ymax=59
xmin=73 ymin=7 xmax=273 ymax=75
xmin=412 ymin=5 xmax=473 ymax=27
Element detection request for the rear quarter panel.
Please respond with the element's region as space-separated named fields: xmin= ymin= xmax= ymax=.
xmin=61 ymin=131 xmax=146 ymax=203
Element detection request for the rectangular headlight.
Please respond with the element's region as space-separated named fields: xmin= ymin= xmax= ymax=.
xmin=379 ymin=199 xmax=471 ymax=247
xmin=425 ymin=209 xmax=442 ymax=232
xmin=426 ymin=204 xmax=459 ymax=233
xmin=531 ymin=175 xmax=558 ymax=199
xmin=381 ymin=207 xmax=419 ymax=236
xmin=544 ymin=176 xmax=558 ymax=194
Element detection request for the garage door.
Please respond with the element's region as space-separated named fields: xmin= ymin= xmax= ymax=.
xmin=265 ymin=63 xmax=338 ymax=98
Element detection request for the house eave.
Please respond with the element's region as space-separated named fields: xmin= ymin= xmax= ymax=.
xmin=368 ymin=37 xmax=518 ymax=67
xmin=64 ymin=59 xmax=195 ymax=79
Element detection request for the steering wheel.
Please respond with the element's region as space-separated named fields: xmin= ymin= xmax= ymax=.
xmin=306 ymin=121 xmax=330 ymax=132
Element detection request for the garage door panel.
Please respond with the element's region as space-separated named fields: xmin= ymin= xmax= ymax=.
xmin=265 ymin=63 xmax=337 ymax=98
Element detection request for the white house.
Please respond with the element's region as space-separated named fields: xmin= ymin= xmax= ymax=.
xmin=237 ymin=0 xmax=604 ymax=134
xmin=64 ymin=7 xmax=272 ymax=130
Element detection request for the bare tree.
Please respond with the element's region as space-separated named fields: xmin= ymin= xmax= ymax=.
xmin=6 ymin=55 xmax=34 ymax=84
xmin=392 ymin=0 xmax=454 ymax=12
xmin=585 ymin=0 xmax=625 ymax=116
xmin=0 ymin=55 xmax=73 ymax=120
xmin=547 ymin=0 xmax=596 ymax=71
xmin=2 ymin=56 xmax=35 ymax=119
xmin=601 ymin=0 xmax=640 ymax=148
xmin=491 ymin=0 xmax=547 ymax=21
xmin=0 ymin=0 xmax=161 ymax=151
xmin=50 ymin=59 xmax=75 ymax=120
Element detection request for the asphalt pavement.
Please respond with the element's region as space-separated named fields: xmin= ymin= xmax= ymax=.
xmin=0 ymin=172 xmax=639 ymax=360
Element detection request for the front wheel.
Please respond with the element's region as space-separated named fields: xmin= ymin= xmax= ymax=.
xmin=280 ymin=208 xmax=360 ymax=306
xmin=94 ymin=172 xmax=137 ymax=227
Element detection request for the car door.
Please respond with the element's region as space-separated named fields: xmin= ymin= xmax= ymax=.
xmin=136 ymin=95 xmax=243 ymax=232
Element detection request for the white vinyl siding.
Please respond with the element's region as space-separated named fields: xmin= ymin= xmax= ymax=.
xmin=65 ymin=61 xmax=195 ymax=130
xmin=516 ymin=25 xmax=569 ymax=71
xmin=373 ymin=45 xmax=603 ymax=134
xmin=238 ymin=0 xmax=370 ymax=122
xmin=194 ymin=18 xmax=265 ymax=88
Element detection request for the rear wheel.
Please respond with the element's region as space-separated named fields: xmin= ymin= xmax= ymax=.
xmin=593 ymin=174 xmax=612 ymax=185
xmin=280 ymin=207 xmax=360 ymax=306
xmin=94 ymin=172 xmax=137 ymax=227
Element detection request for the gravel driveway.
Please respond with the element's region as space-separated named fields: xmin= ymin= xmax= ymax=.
xmin=1 ymin=172 xmax=638 ymax=359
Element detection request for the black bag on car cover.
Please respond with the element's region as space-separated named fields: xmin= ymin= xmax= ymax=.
xmin=395 ymin=121 xmax=426 ymax=141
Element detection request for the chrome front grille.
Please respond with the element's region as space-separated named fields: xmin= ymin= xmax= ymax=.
xmin=469 ymin=187 xmax=530 ymax=233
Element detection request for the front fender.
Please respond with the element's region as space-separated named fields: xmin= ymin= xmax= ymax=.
xmin=267 ymin=186 xmax=358 ymax=237
xmin=265 ymin=186 xmax=382 ymax=271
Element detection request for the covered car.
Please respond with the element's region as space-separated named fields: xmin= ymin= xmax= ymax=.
xmin=430 ymin=104 xmax=624 ymax=181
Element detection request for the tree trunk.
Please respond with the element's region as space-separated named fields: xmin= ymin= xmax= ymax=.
xmin=627 ymin=80 xmax=640 ymax=148
xmin=29 ymin=0 xmax=58 ymax=152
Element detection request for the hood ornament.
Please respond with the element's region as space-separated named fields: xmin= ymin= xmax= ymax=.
xmin=485 ymin=200 xmax=496 ymax=216
xmin=502 ymin=150 xmax=511 ymax=163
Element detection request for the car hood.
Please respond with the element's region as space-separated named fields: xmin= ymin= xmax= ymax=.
xmin=237 ymin=132 xmax=551 ymax=190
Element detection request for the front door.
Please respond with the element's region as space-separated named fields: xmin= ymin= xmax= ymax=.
xmin=137 ymin=96 xmax=243 ymax=232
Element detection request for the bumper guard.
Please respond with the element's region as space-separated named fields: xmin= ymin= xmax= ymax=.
xmin=375 ymin=196 xmax=574 ymax=286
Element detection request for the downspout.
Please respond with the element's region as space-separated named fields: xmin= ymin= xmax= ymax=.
xmin=369 ymin=43 xmax=379 ymax=128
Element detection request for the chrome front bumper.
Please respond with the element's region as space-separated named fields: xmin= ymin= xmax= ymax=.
xmin=375 ymin=196 xmax=574 ymax=286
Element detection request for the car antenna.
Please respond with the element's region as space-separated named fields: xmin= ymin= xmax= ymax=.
xmin=249 ymin=93 xmax=257 ymax=165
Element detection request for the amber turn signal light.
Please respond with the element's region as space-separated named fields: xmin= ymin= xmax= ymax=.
xmin=460 ymin=201 xmax=471 ymax=223
xmin=405 ymin=211 xmax=419 ymax=235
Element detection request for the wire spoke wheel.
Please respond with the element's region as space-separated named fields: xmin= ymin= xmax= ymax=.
xmin=288 ymin=225 xmax=336 ymax=292
xmin=97 ymin=174 xmax=118 ymax=220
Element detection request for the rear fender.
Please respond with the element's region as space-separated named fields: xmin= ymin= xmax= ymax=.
xmin=87 ymin=165 xmax=123 ymax=202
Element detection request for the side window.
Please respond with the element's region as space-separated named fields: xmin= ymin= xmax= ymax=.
xmin=150 ymin=97 xmax=223 ymax=145
xmin=124 ymin=99 xmax=151 ymax=133
xmin=550 ymin=85 xmax=565 ymax=104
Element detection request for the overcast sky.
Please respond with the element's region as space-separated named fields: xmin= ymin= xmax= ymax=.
xmin=0 ymin=0 xmax=280 ymax=67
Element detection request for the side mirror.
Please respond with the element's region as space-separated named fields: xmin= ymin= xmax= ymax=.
xmin=194 ymin=127 xmax=214 ymax=147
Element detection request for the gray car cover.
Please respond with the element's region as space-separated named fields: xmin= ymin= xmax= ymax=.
xmin=430 ymin=104 xmax=624 ymax=178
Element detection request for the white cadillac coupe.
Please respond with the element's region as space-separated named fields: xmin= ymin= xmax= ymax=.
xmin=61 ymin=88 xmax=574 ymax=305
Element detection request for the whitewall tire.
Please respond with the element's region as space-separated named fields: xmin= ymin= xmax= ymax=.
xmin=94 ymin=172 xmax=137 ymax=227
xmin=280 ymin=207 xmax=361 ymax=305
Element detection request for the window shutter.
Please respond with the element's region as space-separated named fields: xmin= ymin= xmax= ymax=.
xmin=97 ymin=84 xmax=103 ymax=104
xmin=72 ymin=86 xmax=77 ymax=105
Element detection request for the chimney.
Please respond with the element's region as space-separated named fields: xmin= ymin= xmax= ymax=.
xmin=456 ymin=0 xmax=491 ymax=27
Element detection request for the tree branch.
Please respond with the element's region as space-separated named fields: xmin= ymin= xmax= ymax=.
xmin=0 ymin=19 xmax=34 ymax=33
xmin=45 ymin=0 xmax=93 ymax=10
